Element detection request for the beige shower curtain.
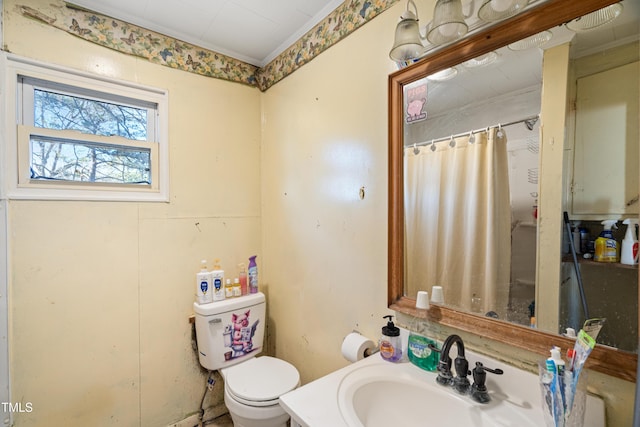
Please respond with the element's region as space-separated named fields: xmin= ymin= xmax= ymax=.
xmin=404 ymin=128 xmax=511 ymax=316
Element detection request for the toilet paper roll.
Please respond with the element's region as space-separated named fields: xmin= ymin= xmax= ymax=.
xmin=341 ymin=332 xmax=376 ymax=363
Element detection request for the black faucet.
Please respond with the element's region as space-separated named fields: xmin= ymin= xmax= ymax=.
xmin=435 ymin=334 xmax=470 ymax=394
xmin=470 ymin=361 xmax=504 ymax=403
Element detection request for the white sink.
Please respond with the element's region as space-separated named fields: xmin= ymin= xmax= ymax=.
xmin=280 ymin=343 xmax=605 ymax=427
xmin=337 ymin=362 xmax=540 ymax=427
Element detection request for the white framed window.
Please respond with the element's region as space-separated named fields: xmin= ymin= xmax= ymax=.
xmin=2 ymin=53 xmax=169 ymax=201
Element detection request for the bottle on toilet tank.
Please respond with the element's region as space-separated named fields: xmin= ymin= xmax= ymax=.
xmin=238 ymin=263 xmax=248 ymax=295
xmin=224 ymin=278 xmax=234 ymax=299
xmin=211 ymin=259 xmax=225 ymax=302
xmin=196 ymin=260 xmax=213 ymax=304
xmin=232 ymin=278 xmax=242 ymax=297
xmin=248 ymin=255 xmax=258 ymax=294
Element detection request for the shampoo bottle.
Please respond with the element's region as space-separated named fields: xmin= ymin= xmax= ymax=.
xmin=621 ymin=218 xmax=639 ymax=265
xmin=211 ymin=259 xmax=225 ymax=302
xmin=380 ymin=315 xmax=403 ymax=362
xmin=248 ymin=256 xmax=258 ymax=294
xmin=594 ymin=220 xmax=618 ymax=262
xmin=196 ymin=260 xmax=213 ymax=304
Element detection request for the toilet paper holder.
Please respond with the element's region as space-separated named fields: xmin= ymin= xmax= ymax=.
xmin=352 ymin=329 xmax=380 ymax=357
xmin=344 ymin=330 xmax=379 ymax=360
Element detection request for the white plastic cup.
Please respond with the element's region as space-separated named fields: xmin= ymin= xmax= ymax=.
xmin=416 ymin=291 xmax=430 ymax=310
xmin=431 ymin=286 xmax=444 ymax=304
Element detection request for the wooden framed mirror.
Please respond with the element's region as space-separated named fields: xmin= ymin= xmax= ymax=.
xmin=388 ymin=0 xmax=637 ymax=382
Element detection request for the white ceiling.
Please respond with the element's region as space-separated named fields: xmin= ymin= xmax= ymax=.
xmin=69 ymin=0 xmax=344 ymax=67
xmin=68 ymin=0 xmax=638 ymax=71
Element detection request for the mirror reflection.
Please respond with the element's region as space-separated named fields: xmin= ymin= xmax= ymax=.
xmin=401 ymin=1 xmax=639 ymax=352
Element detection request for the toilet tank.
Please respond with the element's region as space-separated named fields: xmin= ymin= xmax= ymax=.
xmin=193 ymin=292 xmax=266 ymax=371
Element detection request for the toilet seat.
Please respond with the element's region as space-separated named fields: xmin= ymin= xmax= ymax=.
xmin=223 ymin=356 xmax=300 ymax=407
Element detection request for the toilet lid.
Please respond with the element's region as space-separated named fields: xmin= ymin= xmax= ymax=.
xmin=224 ymin=356 xmax=300 ymax=406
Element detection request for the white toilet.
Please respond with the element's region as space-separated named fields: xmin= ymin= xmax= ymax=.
xmin=193 ymin=292 xmax=300 ymax=427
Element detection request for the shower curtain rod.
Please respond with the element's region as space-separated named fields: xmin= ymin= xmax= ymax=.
xmin=408 ymin=114 xmax=540 ymax=148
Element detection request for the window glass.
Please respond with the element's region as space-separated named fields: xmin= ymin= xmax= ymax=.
xmin=33 ymin=88 xmax=149 ymax=140
xmin=30 ymin=136 xmax=151 ymax=184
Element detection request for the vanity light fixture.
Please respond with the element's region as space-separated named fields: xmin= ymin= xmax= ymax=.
xmin=427 ymin=0 xmax=469 ymax=46
xmin=462 ymin=51 xmax=499 ymax=68
xmin=478 ymin=0 xmax=528 ymax=21
xmin=389 ymin=0 xmax=426 ymax=62
xmin=566 ymin=2 xmax=623 ymax=32
xmin=426 ymin=67 xmax=458 ymax=81
xmin=390 ymin=0 xmax=472 ymax=62
xmin=507 ymin=30 xmax=552 ymax=50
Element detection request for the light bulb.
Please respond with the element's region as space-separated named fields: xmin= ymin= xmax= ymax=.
xmin=438 ymin=22 xmax=461 ymax=38
xmin=490 ymin=0 xmax=513 ymax=13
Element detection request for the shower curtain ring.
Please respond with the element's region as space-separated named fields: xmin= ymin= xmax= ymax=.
xmin=413 ymin=143 xmax=420 ymax=155
xmin=497 ymin=124 xmax=504 ymax=138
xmin=449 ymin=135 xmax=455 ymax=147
xmin=468 ymin=131 xmax=475 ymax=144
xmin=430 ymin=140 xmax=436 ymax=151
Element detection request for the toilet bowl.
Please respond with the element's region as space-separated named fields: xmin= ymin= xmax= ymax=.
xmin=220 ymin=356 xmax=300 ymax=427
xmin=193 ymin=293 xmax=300 ymax=427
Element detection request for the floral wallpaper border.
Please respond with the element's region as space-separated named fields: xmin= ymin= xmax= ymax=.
xmin=255 ymin=0 xmax=399 ymax=90
xmin=18 ymin=0 xmax=399 ymax=92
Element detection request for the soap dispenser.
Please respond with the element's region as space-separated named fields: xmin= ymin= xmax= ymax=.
xmin=380 ymin=315 xmax=403 ymax=362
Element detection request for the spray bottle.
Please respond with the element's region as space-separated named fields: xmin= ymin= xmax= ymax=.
xmin=248 ymin=255 xmax=258 ymax=294
xmin=620 ymin=218 xmax=639 ymax=265
xmin=594 ymin=220 xmax=618 ymax=263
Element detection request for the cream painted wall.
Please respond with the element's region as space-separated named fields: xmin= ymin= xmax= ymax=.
xmin=260 ymin=7 xmax=399 ymax=384
xmin=2 ymin=0 xmax=636 ymax=426
xmin=3 ymin=0 xmax=261 ymax=425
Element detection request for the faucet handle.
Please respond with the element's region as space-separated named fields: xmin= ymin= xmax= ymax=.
xmin=470 ymin=362 xmax=504 ymax=404
xmin=474 ymin=361 xmax=503 ymax=377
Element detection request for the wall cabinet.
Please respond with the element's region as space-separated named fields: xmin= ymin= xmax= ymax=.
xmin=571 ymin=61 xmax=639 ymax=216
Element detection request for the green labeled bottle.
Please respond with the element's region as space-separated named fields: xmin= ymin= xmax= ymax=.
xmin=408 ymin=333 xmax=439 ymax=371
